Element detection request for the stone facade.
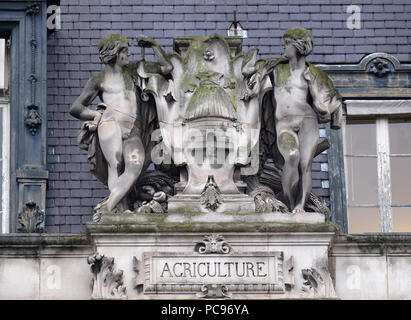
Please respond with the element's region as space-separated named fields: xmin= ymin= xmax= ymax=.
xmin=2 ymin=231 xmax=411 ymax=300
xmin=46 ymin=0 xmax=411 ymax=232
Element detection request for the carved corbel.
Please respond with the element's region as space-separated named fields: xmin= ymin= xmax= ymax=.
xmin=87 ymin=253 xmax=127 ymax=299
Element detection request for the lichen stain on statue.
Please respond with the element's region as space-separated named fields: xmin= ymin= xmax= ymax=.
xmin=70 ymin=29 xmax=342 ymax=221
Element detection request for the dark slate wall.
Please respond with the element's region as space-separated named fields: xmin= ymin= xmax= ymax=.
xmin=46 ymin=0 xmax=411 ymax=233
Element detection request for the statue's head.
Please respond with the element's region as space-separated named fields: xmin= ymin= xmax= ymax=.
xmin=283 ymin=27 xmax=314 ymax=58
xmin=98 ymin=34 xmax=129 ymax=66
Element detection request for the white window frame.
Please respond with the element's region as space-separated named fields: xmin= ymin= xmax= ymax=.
xmin=0 ymin=97 xmax=10 ymax=233
xmin=0 ymin=38 xmax=9 ymax=233
xmin=344 ymin=99 xmax=411 ymax=233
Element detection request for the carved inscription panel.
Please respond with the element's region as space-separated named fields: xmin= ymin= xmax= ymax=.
xmin=143 ymin=251 xmax=285 ymax=294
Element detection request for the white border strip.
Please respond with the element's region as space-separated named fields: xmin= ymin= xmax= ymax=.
xmin=0 ymin=97 xmax=10 ymax=233
xmin=346 ymin=100 xmax=411 ymax=115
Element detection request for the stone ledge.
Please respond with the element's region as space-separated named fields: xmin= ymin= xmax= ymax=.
xmin=87 ymin=212 xmax=338 ymax=234
xmin=331 ymin=233 xmax=411 ymax=256
xmin=0 ymin=234 xmax=90 ymax=248
xmin=87 ymin=222 xmax=337 ymax=234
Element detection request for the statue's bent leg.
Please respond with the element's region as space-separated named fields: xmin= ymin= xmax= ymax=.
xmin=97 ymin=121 xmax=123 ymax=191
xmin=106 ymin=135 xmax=145 ymax=212
xmin=277 ymin=129 xmax=300 ymax=211
xmin=294 ymin=119 xmax=319 ymax=213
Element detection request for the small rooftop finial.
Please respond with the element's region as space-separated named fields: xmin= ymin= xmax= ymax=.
xmin=227 ymin=10 xmax=247 ymax=38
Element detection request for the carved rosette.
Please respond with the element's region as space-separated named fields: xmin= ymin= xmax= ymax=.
xmin=368 ymin=58 xmax=391 ymax=77
xmin=17 ymin=201 xmax=45 ymax=233
xmin=197 ymin=234 xmax=231 ymax=254
xmin=87 ymin=253 xmax=127 ymax=299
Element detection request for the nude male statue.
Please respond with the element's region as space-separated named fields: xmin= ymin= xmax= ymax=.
xmin=272 ymin=28 xmax=342 ymax=213
xmin=70 ymin=34 xmax=144 ymax=212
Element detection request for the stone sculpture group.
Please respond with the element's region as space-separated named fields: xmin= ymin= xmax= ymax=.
xmin=70 ymin=28 xmax=343 ymax=221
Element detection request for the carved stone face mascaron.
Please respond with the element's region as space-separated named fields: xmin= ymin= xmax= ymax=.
xmin=203 ymin=47 xmax=215 ymax=61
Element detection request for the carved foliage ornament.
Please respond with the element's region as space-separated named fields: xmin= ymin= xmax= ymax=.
xmin=300 ymin=258 xmax=337 ymax=298
xmin=87 ymin=253 xmax=127 ymax=299
xmin=200 ymin=176 xmax=222 ymax=211
xmin=196 ymin=234 xmax=232 ymax=299
xmin=197 ymin=234 xmax=231 ymax=254
xmin=17 ymin=201 xmax=45 ymax=233
xmin=197 ymin=284 xmax=232 ymax=299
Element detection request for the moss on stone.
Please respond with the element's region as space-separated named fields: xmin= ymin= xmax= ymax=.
xmin=0 ymin=234 xmax=90 ymax=246
xmin=90 ymin=71 xmax=105 ymax=90
xmin=275 ymin=63 xmax=291 ymax=86
xmin=278 ymin=131 xmax=298 ymax=151
xmin=122 ymin=66 xmax=134 ymax=91
xmin=183 ymin=36 xmax=207 ymax=66
xmin=87 ymin=213 xmax=338 ymax=234
xmin=185 ymin=72 xmax=237 ymax=119
xmin=98 ymin=34 xmax=129 ymax=51
xmin=183 ymin=76 xmax=198 ymax=92
xmin=89 ymin=67 xmax=135 ymax=93
xmin=307 ymin=62 xmax=340 ymax=100
xmin=283 ymin=27 xmax=314 ymax=44
xmin=143 ymin=61 xmax=162 ymax=74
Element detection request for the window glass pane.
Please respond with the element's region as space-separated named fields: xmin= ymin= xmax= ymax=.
xmin=344 ymin=121 xmax=376 ymax=155
xmin=345 ymin=157 xmax=378 ymax=205
xmin=390 ymin=156 xmax=411 ymax=205
xmin=389 ymin=120 xmax=411 ymax=154
xmin=348 ymin=207 xmax=380 ymax=233
xmin=393 ymin=207 xmax=411 ymax=232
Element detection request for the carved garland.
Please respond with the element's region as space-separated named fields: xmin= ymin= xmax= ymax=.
xmin=25 ymin=3 xmax=42 ymax=135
